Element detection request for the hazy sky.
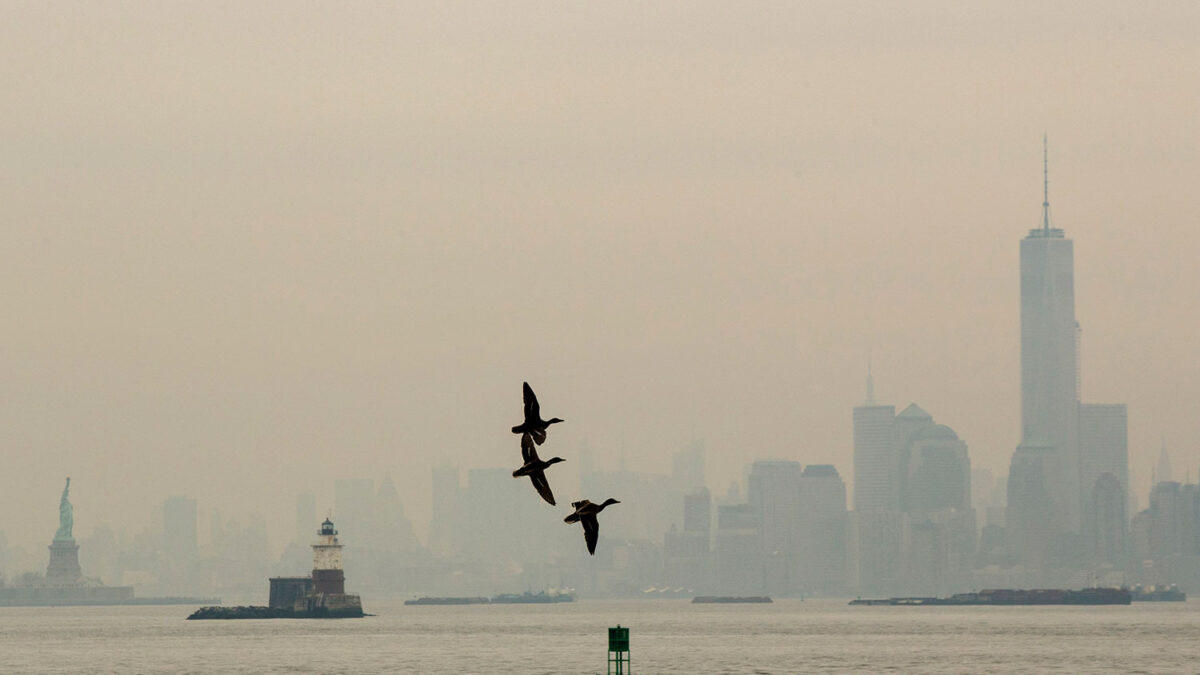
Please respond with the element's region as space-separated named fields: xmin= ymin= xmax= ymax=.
xmin=2 ymin=2 xmax=1198 ymax=553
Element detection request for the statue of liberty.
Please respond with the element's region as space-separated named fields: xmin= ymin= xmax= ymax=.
xmin=54 ymin=477 xmax=73 ymax=541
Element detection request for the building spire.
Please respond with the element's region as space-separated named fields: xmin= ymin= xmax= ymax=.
xmin=1042 ymin=134 xmax=1052 ymax=232
xmin=865 ymin=356 xmax=876 ymax=406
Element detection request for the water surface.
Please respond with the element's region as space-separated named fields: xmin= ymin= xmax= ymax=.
xmin=1 ymin=598 xmax=1196 ymax=673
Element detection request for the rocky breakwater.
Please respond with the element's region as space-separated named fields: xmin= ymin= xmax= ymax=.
xmin=187 ymin=600 xmax=364 ymax=620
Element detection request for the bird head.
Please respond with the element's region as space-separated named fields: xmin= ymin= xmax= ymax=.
xmin=548 ymin=418 xmax=565 ymax=425
xmin=547 ymin=457 xmax=566 ymax=465
xmin=601 ymin=498 xmax=621 ymax=507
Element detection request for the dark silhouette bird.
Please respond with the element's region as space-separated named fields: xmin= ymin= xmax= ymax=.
xmin=512 ymin=433 xmax=565 ymax=506
xmin=564 ymin=498 xmax=620 ymax=555
xmin=511 ymin=382 xmax=563 ymax=445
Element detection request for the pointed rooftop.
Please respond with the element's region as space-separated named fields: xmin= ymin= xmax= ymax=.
xmin=897 ymin=403 xmax=932 ymax=420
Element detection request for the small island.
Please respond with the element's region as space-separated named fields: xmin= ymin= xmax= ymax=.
xmin=188 ymin=518 xmax=363 ymax=620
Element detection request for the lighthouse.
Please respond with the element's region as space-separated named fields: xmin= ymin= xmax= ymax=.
xmin=312 ymin=518 xmax=345 ymax=595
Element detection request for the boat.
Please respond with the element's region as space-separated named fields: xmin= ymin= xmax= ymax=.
xmin=403 ymin=596 xmax=490 ymax=606
xmin=490 ymin=590 xmax=575 ymax=604
xmin=849 ymin=587 xmax=1131 ymax=606
xmin=691 ymin=596 xmax=773 ymax=604
xmin=1131 ymin=584 xmax=1186 ymax=602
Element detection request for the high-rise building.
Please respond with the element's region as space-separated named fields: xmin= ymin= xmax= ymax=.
xmin=853 ymin=368 xmax=897 ymax=513
xmin=672 ymin=442 xmax=706 ymax=491
xmin=901 ymin=423 xmax=971 ymax=517
xmin=374 ymin=475 xmax=420 ymax=552
xmin=334 ymin=479 xmax=375 ymax=543
xmin=683 ymin=487 xmax=712 ymax=536
xmin=428 ymin=464 xmax=461 ymax=556
xmin=163 ymin=496 xmax=198 ymax=560
xmin=295 ymin=492 xmax=316 ymax=545
xmin=747 ymin=460 xmax=803 ymax=595
xmin=797 ymin=465 xmax=847 ymax=594
xmin=1085 ymin=472 xmax=1126 ymax=565
xmin=714 ymin=504 xmax=761 ymax=594
xmin=1079 ymin=404 xmax=1129 ymax=521
xmin=1005 ymin=442 xmax=1057 ymax=569
xmin=1156 ymin=442 xmax=1173 ymax=484
xmin=1018 ymin=139 xmax=1081 ymax=532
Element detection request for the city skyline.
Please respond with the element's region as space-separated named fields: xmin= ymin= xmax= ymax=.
xmin=3 ymin=3 xmax=1198 ymax=560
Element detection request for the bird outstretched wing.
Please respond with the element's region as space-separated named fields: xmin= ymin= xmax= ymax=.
xmin=529 ymin=471 xmax=556 ymax=506
xmin=520 ymin=433 xmax=538 ymax=464
xmin=529 ymin=427 xmax=547 ymax=446
xmin=582 ymin=514 xmax=600 ymax=555
xmin=522 ymin=382 xmax=540 ymax=422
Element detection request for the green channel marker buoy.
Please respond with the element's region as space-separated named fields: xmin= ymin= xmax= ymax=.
xmin=607 ymin=625 xmax=630 ymax=674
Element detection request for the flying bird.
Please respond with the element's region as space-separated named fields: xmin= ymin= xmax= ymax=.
xmin=564 ymin=498 xmax=620 ymax=555
xmin=512 ymin=433 xmax=565 ymax=506
xmin=511 ymin=382 xmax=563 ymax=446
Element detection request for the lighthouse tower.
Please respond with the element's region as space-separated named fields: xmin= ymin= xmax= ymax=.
xmin=312 ymin=518 xmax=345 ymax=595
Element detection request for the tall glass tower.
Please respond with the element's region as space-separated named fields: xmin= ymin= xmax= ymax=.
xmin=1019 ymin=138 xmax=1080 ymax=532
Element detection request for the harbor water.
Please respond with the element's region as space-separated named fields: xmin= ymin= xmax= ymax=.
xmin=2 ymin=598 xmax=1199 ymax=673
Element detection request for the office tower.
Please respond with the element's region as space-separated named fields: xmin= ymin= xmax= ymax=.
xmin=665 ymin=488 xmax=712 ymax=590
xmin=901 ymin=423 xmax=971 ymax=517
xmin=163 ymin=496 xmax=198 ymax=560
xmin=1019 ymin=139 xmax=1080 ymax=532
xmin=295 ymin=492 xmax=317 ymax=545
xmin=747 ymin=460 xmax=803 ymax=595
xmin=797 ymin=465 xmax=847 ymax=594
xmin=334 ymin=479 xmax=375 ymax=543
xmin=1078 ymin=404 xmax=1129 ymax=520
xmin=672 ymin=441 xmax=706 ymax=491
xmin=714 ymin=504 xmax=762 ymax=594
xmin=374 ymin=475 xmax=420 ymax=552
xmin=1005 ymin=443 xmax=1057 ymax=568
xmin=853 ymin=368 xmax=897 ymax=513
xmin=1156 ymin=442 xmax=1173 ymax=484
xmin=848 ymin=509 xmax=907 ymax=596
xmin=683 ymin=487 xmax=712 ymax=536
xmin=1085 ymin=472 xmax=1126 ymax=565
xmin=429 ymin=464 xmax=461 ymax=556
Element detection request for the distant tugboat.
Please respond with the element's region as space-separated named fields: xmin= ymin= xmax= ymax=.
xmin=1131 ymin=584 xmax=1186 ymax=602
xmin=491 ymin=590 xmax=575 ymax=604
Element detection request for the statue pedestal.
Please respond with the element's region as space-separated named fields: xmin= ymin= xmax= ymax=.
xmin=46 ymin=539 xmax=82 ymax=583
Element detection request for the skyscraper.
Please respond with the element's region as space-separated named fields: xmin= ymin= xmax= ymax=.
xmin=853 ymin=367 xmax=897 ymax=513
xmin=1019 ymin=139 xmax=1081 ymax=532
xmin=1078 ymin=403 xmax=1129 ymax=517
xmin=295 ymin=492 xmax=316 ymax=545
xmin=747 ymin=460 xmax=803 ymax=595
xmin=797 ymin=465 xmax=847 ymax=594
xmin=163 ymin=496 xmax=198 ymax=560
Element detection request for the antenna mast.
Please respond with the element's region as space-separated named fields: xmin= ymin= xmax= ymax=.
xmin=1042 ymin=134 xmax=1052 ymax=232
